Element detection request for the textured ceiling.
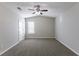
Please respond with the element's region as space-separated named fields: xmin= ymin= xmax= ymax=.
xmin=2 ymin=2 xmax=77 ymax=17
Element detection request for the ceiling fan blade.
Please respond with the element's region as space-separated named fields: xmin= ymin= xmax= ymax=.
xmin=32 ymin=12 xmax=36 ymax=14
xmin=17 ymin=7 xmax=22 ymax=11
xmin=41 ymin=10 xmax=48 ymax=12
xmin=28 ymin=9 xmax=34 ymax=11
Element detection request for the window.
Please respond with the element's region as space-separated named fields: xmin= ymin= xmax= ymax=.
xmin=27 ymin=21 xmax=35 ymax=34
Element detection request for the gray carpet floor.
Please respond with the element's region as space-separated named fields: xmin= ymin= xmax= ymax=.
xmin=1 ymin=38 xmax=77 ymax=56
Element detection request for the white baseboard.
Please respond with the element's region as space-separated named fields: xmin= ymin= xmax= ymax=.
xmin=0 ymin=41 xmax=20 ymax=55
xmin=25 ymin=37 xmax=56 ymax=39
xmin=57 ymin=39 xmax=79 ymax=56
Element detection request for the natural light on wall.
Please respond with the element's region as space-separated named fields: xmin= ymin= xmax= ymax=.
xmin=28 ymin=21 xmax=35 ymax=34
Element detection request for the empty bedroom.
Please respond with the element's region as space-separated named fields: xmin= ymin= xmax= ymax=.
xmin=0 ymin=2 xmax=79 ymax=56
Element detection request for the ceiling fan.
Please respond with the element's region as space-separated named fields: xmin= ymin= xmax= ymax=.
xmin=28 ymin=5 xmax=48 ymax=15
xmin=17 ymin=5 xmax=48 ymax=15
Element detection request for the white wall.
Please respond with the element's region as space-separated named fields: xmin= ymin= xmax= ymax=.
xmin=25 ymin=16 xmax=55 ymax=38
xmin=55 ymin=3 xmax=79 ymax=55
xmin=0 ymin=3 xmax=19 ymax=54
xmin=19 ymin=16 xmax=25 ymax=41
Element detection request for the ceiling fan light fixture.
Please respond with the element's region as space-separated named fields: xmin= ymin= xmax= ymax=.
xmin=40 ymin=13 xmax=43 ymax=15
